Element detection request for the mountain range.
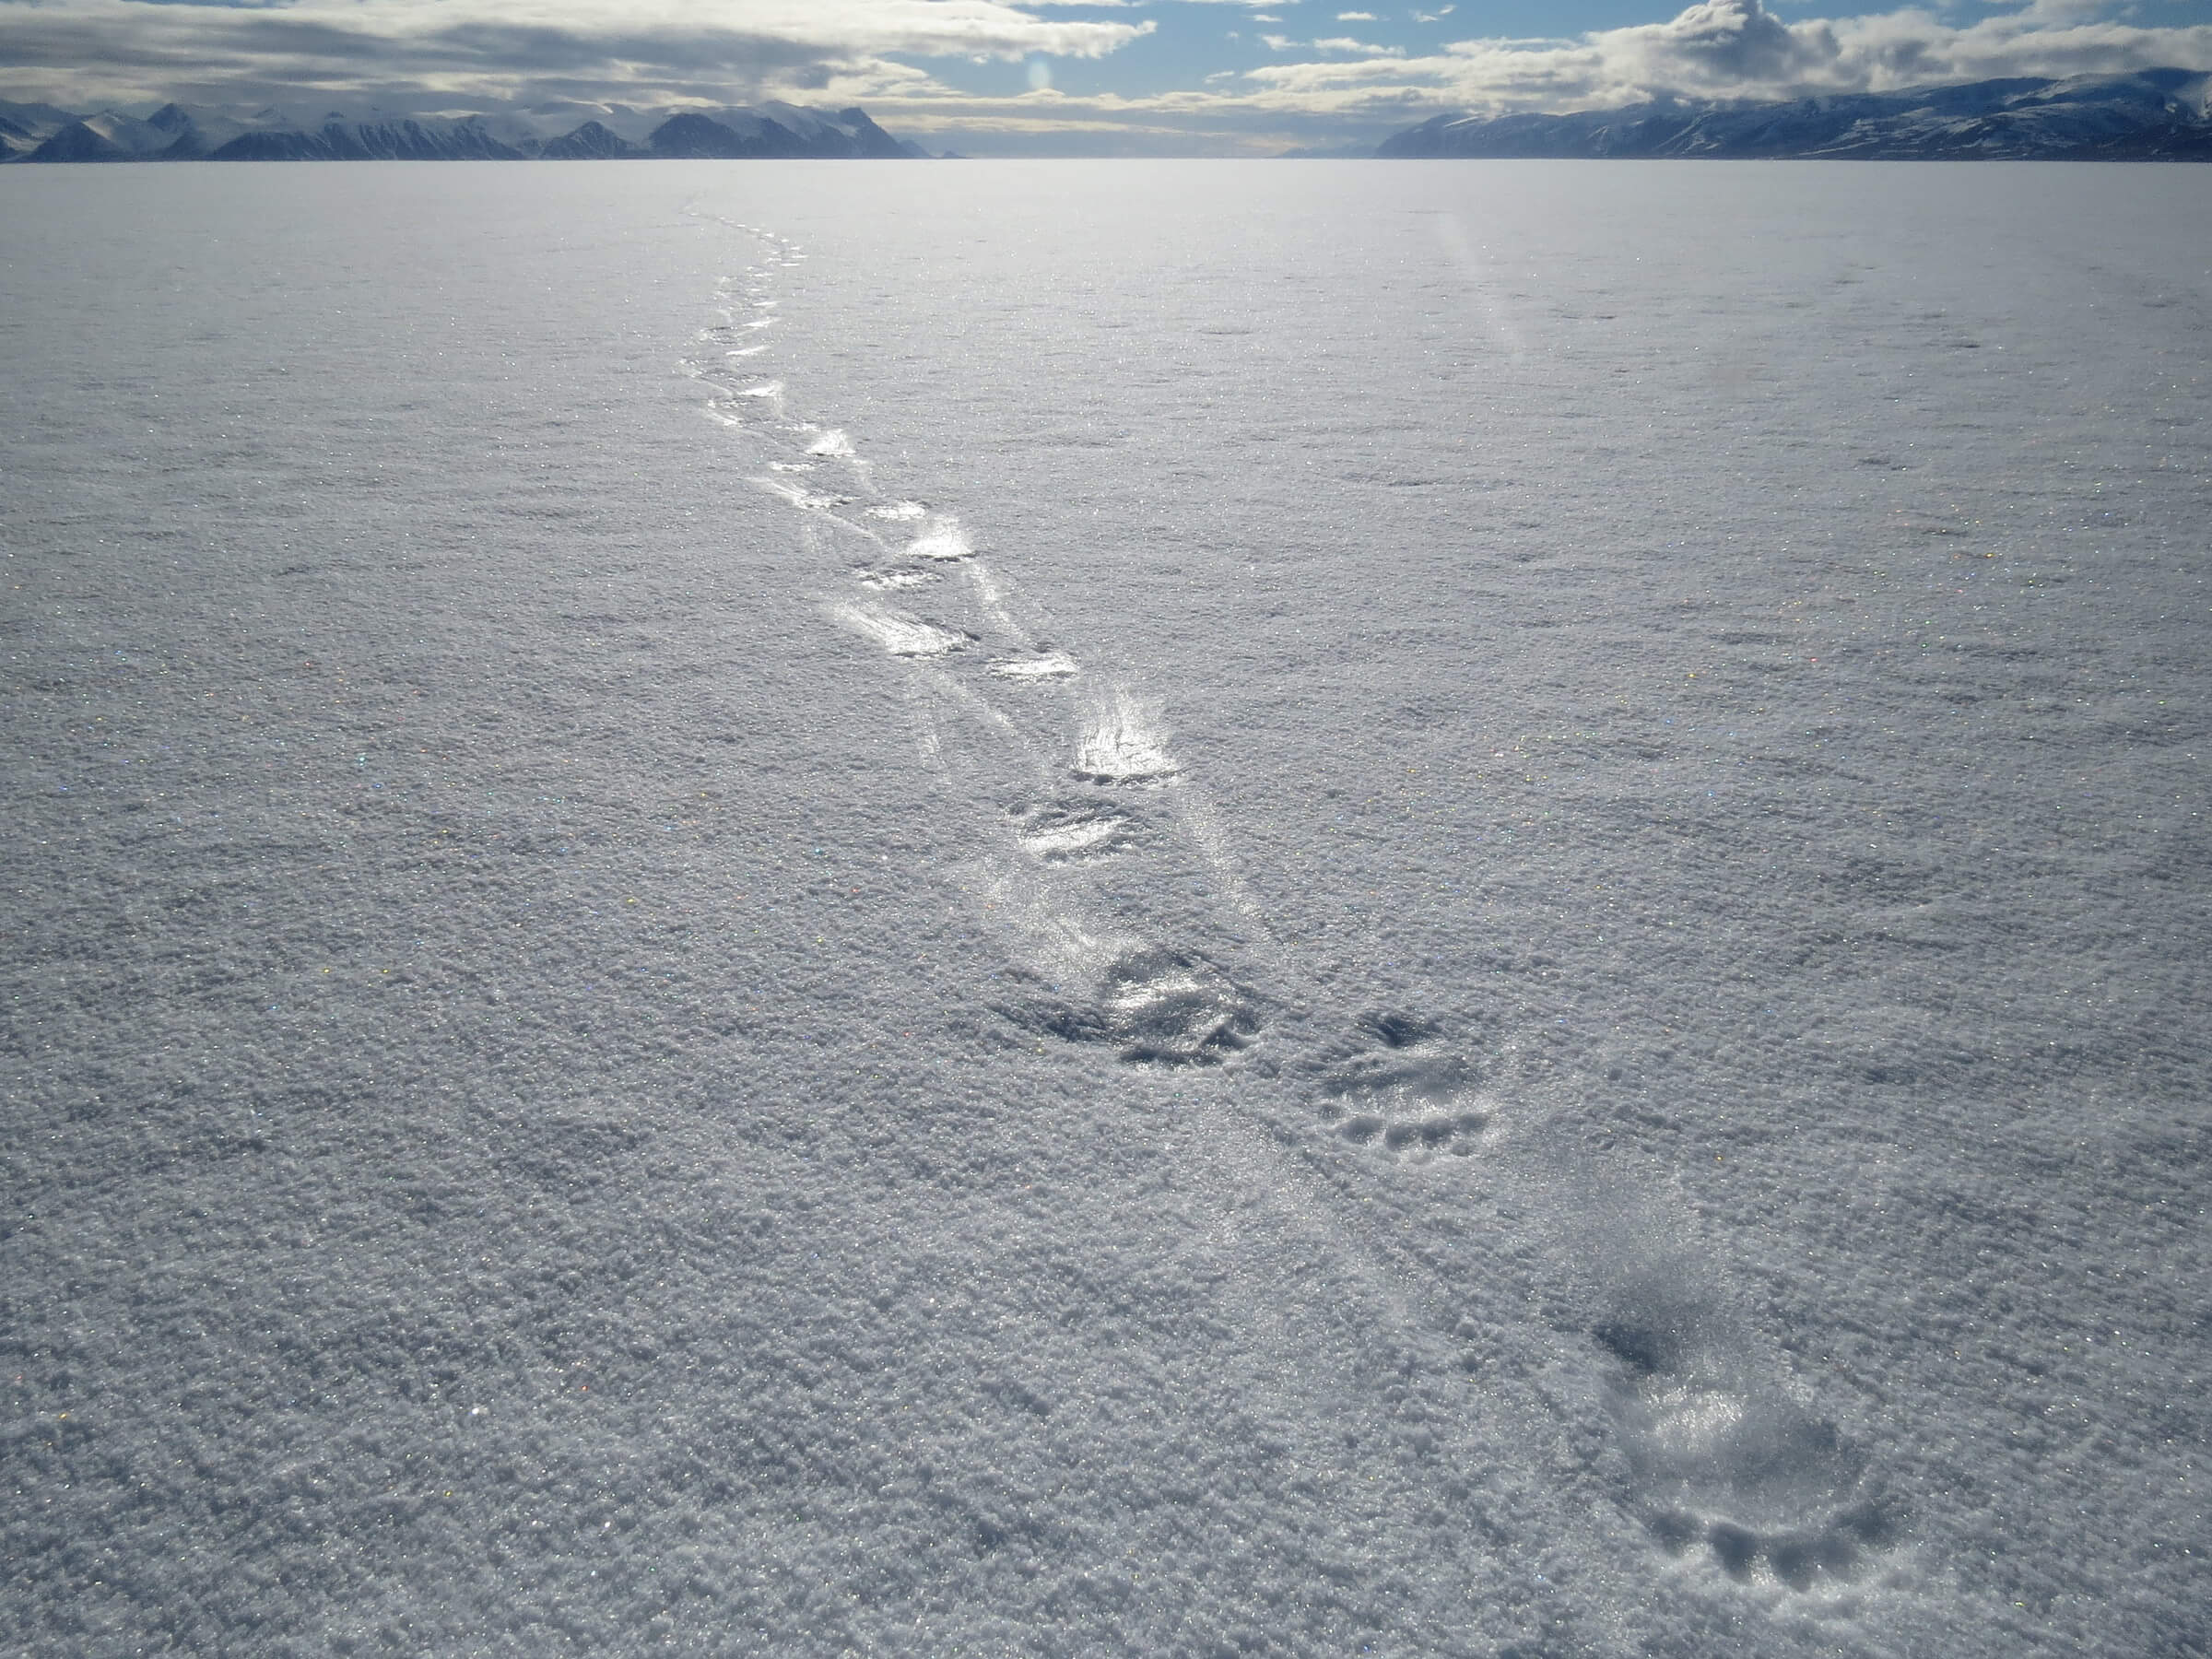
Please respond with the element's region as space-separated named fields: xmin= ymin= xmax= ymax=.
xmin=0 ymin=100 xmax=926 ymax=162
xmin=10 ymin=70 xmax=2209 ymax=164
xmin=1376 ymin=69 xmax=2212 ymax=160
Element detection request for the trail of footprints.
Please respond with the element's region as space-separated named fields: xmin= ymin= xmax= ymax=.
xmin=686 ymin=222 xmax=1267 ymax=1073
xmin=682 ymin=218 xmax=1900 ymax=1599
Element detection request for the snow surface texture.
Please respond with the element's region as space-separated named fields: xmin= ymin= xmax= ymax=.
xmin=2 ymin=160 xmax=2208 ymax=1655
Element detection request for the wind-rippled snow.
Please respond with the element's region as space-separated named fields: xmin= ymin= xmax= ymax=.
xmin=3 ymin=158 xmax=2208 ymax=1657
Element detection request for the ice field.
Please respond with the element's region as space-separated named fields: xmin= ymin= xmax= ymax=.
xmin=3 ymin=159 xmax=2209 ymax=1655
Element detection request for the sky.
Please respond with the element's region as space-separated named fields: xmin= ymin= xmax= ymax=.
xmin=5 ymin=0 xmax=2212 ymax=154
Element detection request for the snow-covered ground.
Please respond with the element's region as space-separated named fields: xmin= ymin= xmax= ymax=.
xmin=3 ymin=159 xmax=2207 ymax=1656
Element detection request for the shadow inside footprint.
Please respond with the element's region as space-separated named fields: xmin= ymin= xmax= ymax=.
xmin=1013 ymin=799 xmax=1144 ymax=865
xmin=1355 ymin=1010 xmax=1440 ymax=1049
xmin=1312 ymin=1014 xmax=1490 ymax=1159
xmin=1591 ymin=1283 xmax=1894 ymax=1592
xmin=1604 ymin=1348 xmax=1860 ymax=1510
xmin=855 ymin=562 xmax=939 ymax=592
xmin=1101 ymin=949 xmax=1263 ymax=1065
xmin=995 ymin=948 xmax=1262 ymax=1067
xmin=1593 ymin=1315 xmax=1694 ymax=1379
xmin=1645 ymin=1496 xmax=1900 ymax=1591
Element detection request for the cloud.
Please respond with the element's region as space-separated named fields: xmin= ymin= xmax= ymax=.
xmin=0 ymin=0 xmax=1153 ymax=112
xmin=891 ymin=0 xmax=2212 ymax=155
xmin=1235 ymin=0 xmax=2212 ymax=119
xmin=4 ymin=0 xmax=2207 ymax=155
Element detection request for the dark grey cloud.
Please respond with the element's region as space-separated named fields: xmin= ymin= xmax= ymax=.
xmin=0 ymin=0 xmax=1149 ymax=112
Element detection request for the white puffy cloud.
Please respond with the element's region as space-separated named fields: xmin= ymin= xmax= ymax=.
xmin=877 ymin=0 xmax=2212 ymax=156
xmin=1237 ymin=0 xmax=2212 ymax=118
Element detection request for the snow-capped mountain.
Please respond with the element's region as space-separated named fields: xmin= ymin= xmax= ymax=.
xmin=1376 ymin=69 xmax=2212 ymax=160
xmin=0 ymin=100 xmax=924 ymax=161
xmin=0 ymin=99 xmax=81 ymax=158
